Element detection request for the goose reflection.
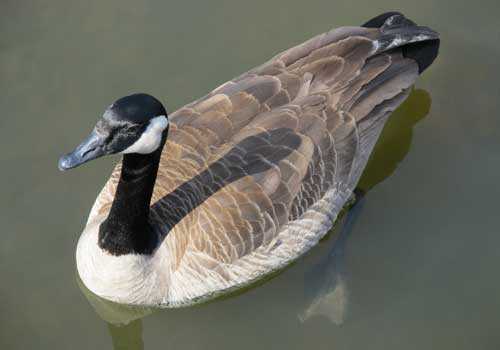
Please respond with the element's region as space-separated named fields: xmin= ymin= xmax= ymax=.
xmin=299 ymin=88 xmax=432 ymax=325
xmin=78 ymin=88 xmax=432 ymax=348
xmin=299 ymin=198 xmax=364 ymax=325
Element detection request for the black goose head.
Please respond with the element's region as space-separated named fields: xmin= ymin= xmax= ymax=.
xmin=58 ymin=93 xmax=168 ymax=171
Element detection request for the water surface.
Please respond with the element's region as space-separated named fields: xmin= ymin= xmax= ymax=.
xmin=2 ymin=0 xmax=500 ymax=349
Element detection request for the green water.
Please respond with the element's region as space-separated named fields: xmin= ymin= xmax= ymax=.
xmin=2 ymin=0 xmax=500 ymax=349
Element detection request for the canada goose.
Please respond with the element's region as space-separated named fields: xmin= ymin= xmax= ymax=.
xmin=78 ymin=88 xmax=432 ymax=328
xmin=59 ymin=12 xmax=439 ymax=307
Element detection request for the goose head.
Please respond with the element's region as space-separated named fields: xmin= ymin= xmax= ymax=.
xmin=58 ymin=93 xmax=168 ymax=171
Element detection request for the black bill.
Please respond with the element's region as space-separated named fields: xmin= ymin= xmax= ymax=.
xmin=58 ymin=130 xmax=109 ymax=171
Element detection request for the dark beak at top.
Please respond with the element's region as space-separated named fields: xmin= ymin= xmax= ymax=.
xmin=58 ymin=130 xmax=108 ymax=171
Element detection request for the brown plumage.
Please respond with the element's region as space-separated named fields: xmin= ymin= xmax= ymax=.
xmin=79 ymin=12 xmax=439 ymax=306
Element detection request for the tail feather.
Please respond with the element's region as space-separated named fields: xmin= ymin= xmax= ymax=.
xmin=363 ymin=12 xmax=440 ymax=73
xmin=362 ymin=11 xmax=408 ymax=28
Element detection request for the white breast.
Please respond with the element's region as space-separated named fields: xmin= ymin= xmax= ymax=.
xmin=76 ymin=216 xmax=169 ymax=305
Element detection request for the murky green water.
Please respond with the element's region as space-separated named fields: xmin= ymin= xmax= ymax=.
xmin=2 ymin=0 xmax=500 ymax=349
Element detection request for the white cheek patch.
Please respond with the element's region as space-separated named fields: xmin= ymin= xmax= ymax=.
xmin=121 ymin=115 xmax=169 ymax=154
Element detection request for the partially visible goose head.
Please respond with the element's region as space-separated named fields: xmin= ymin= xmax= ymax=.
xmin=58 ymin=93 xmax=168 ymax=171
xmin=59 ymin=93 xmax=169 ymax=256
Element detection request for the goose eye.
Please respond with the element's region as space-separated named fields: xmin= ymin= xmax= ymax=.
xmin=126 ymin=124 xmax=143 ymax=135
xmin=104 ymin=123 xmax=144 ymax=151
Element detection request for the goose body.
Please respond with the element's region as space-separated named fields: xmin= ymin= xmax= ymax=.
xmin=61 ymin=13 xmax=439 ymax=307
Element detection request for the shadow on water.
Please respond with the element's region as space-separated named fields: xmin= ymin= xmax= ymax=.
xmin=79 ymin=88 xmax=432 ymax=349
xmin=298 ymin=88 xmax=431 ymax=325
xmin=358 ymin=88 xmax=432 ymax=192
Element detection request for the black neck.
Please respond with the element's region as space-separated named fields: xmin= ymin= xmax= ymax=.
xmin=98 ymin=133 xmax=167 ymax=255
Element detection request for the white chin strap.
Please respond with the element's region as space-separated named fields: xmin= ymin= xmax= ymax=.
xmin=121 ymin=115 xmax=169 ymax=154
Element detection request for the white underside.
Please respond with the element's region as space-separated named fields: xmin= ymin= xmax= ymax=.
xmin=76 ymin=182 xmax=353 ymax=307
